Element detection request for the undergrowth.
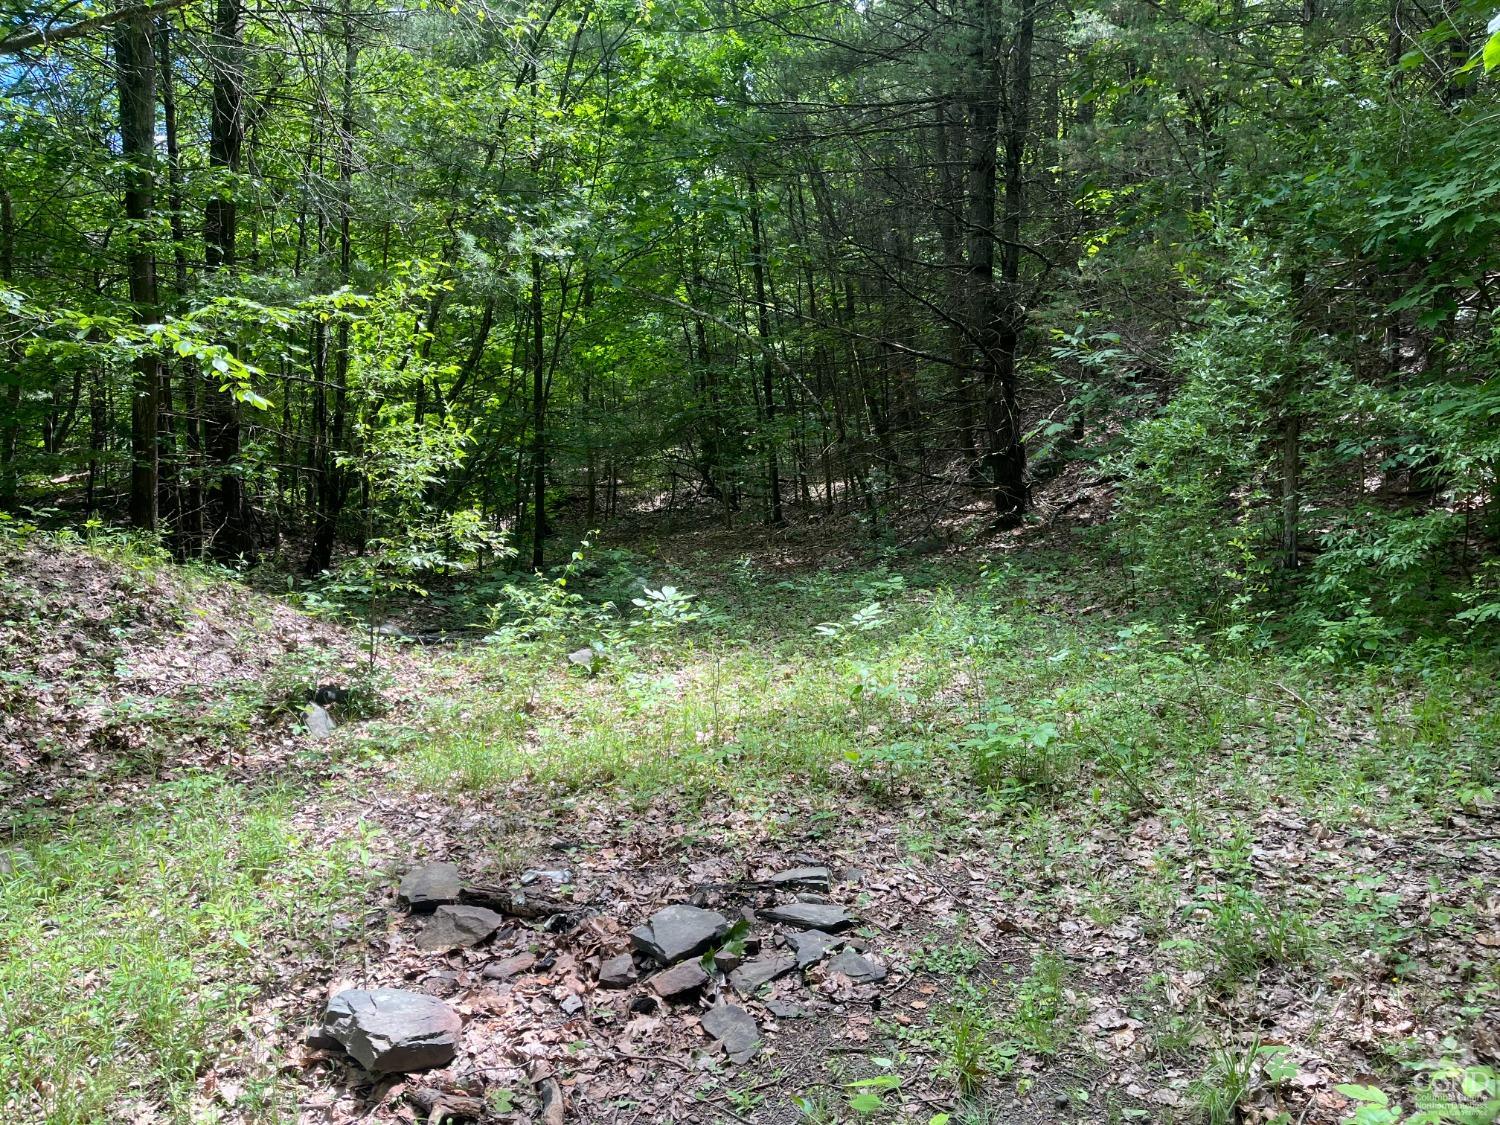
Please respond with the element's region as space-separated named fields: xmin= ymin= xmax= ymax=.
xmin=0 ymin=778 xmax=377 ymax=1122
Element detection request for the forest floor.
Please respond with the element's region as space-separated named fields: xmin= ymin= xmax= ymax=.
xmin=2 ymin=518 xmax=1498 ymax=1125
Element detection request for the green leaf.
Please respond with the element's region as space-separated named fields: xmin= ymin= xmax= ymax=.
xmin=846 ymin=1093 xmax=885 ymax=1114
xmin=848 ymin=1075 xmax=901 ymax=1090
xmin=1484 ymin=31 xmax=1500 ymax=72
xmin=1335 ymin=1084 xmax=1388 ymax=1105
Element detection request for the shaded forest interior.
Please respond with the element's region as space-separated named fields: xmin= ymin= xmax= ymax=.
xmin=1 ymin=0 xmax=1498 ymax=642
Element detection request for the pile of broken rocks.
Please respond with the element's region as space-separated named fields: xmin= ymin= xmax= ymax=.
xmin=306 ymin=858 xmax=894 ymax=1119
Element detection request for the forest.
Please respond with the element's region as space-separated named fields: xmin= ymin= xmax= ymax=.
xmin=1 ymin=0 xmax=1499 ymax=1122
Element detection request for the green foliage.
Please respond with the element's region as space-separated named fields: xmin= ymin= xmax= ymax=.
xmin=1191 ymin=1044 xmax=1295 ymax=1125
xmin=960 ymin=704 xmax=1069 ymax=803
xmin=0 ymin=778 xmax=375 ymax=1121
xmin=261 ymin=648 xmax=391 ymax=721
xmin=1005 ymin=951 xmax=1078 ymax=1056
xmin=1193 ymin=884 xmax=1316 ymax=982
xmin=480 ymin=540 xmax=622 ymax=649
xmin=1115 ymin=237 xmax=1356 ymax=616
xmin=1337 ymin=1062 xmax=1500 ymax=1125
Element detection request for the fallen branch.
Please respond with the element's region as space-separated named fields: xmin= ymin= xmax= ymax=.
xmin=408 ymin=1087 xmax=485 ymax=1122
xmin=459 ymin=883 xmax=583 ymax=920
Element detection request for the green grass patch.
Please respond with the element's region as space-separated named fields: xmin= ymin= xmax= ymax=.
xmin=0 ymin=776 xmax=377 ymax=1123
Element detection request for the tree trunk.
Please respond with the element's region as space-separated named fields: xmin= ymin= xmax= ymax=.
xmin=530 ymin=252 xmax=547 ymax=570
xmin=158 ymin=15 xmax=191 ymax=550
xmin=746 ymin=169 xmax=783 ymax=526
xmin=305 ymin=13 xmax=356 ymax=575
xmin=934 ymin=97 xmax=975 ymax=465
xmin=1 ymin=187 xmax=20 ymax=508
xmin=205 ymin=0 xmax=253 ymax=560
xmin=987 ymin=0 xmax=1035 ymax=523
xmin=1281 ymin=412 xmax=1300 ymax=569
xmin=116 ymin=4 xmax=160 ymax=532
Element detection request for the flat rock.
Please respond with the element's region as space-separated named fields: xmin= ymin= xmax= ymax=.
xmin=783 ymin=929 xmax=844 ymax=969
xmin=768 ymin=866 xmax=830 ymax=891
xmin=759 ymin=902 xmax=854 ymax=932
xmin=304 ymin=702 xmax=335 ymax=738
xmin=399 ymin=862 xmax=462 ymax=914
xmin=702 ymin=1004 xmax=761 ymax=1064
xmin=520 ymin=867 xmax=572 ymax=886
xmin=729 ymin=955 xmax=795 ymax=995
xmin=650 ymin=960 xmax=708 ymax=999
xmin=598 ymin=953 xmax=637 ymax=988
xmin=320 ymin=988 xmax=461 ymax=1075
xmin=827 ymin=949 xmax=887 ymax=984
xmin=417 ymin=905 xmax=504 ymax=951
xmin=630 ymin=904 xmax=730 ymax=965
xmin=766 ymin=999 xmax=807 ymax=1019
xmin=483 ymin=952 xmax=537 ymax=980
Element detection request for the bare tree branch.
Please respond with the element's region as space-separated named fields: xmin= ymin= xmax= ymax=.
xmin=0 ymin=0 xmax=195 ymax=55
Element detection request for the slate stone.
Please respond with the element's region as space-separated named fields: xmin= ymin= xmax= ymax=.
xmin=418 ymin=971 xmax=459 ymax=997
xmin=417 ymin=905 xmax=504 ymax=952
xmin=649 ymin=960 xmax=708 ymax=999
xmin=782 ymin=929 xmax=844 ymax=969
xmin=598 ymin=953 xmax=637 ymax=988
xmin=766 ymin=999 xmax=807 ymax=1020
xmin=768 ymin=866 xmax=831 ymax=891
xmin=702 ymin=1004 xmax=761 ymax=1064
xmin=629 ymin=905 xmax=731 ymax=965
xmin=320 ymin=988 xmax=461 ymax=1075
xmin=729 ymin=955 xmax=795 ymax=995
xmin=758 ymin=902 xmax=854 ymax=932
xmin=826 ymin=949 xmax=887 ymax=984
xmin=304 ymin=703 xmax=335 ymax=738
xmin=483 ymin=952 xmax=537 ymax=980
xmin=520 ymin=867 xmax=572 ymax=886
xmin=399 ymin=862 xmax=462 ymax=914
xmin=713 ymin=948 xmax=744 ymax=974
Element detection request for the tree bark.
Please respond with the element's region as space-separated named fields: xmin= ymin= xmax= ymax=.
xmin=746 ymin=169 xmax=783 ymax=525
xmin=116 ymin=3 xmax=160 ymax=532
xmin=158 ymin=14 xmax=190 ymax=550
xmin=530 ymin=252 xmax=547 ymax=570
xmin=305 ymin=10 xmax=356 ymax=575
xmin=0 ymin=187 xmax=20 ymax=508
xmin=205 ymin=0 xmax=253 ymax=560
xmin=987 ymin=0 xmax=1035 ymax=523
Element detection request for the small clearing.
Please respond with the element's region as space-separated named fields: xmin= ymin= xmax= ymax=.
xmin=2 ymin=529 xmax=1497 ymax=1124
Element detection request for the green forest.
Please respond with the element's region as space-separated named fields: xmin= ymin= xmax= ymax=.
xmin=2 ymin=0 xmax=1499 ymax=1122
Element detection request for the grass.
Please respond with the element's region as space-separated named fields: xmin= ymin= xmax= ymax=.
xmin=5 ymin=533 xmax=1498 ymax=1119
xmin=0 ymin=776 xmax=377 ymax=1123
xmin=396 ymin=552 xmax=1498 ymax=1109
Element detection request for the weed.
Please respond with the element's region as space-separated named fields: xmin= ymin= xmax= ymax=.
xmin=934 ymin=998 xmax=1006 ymax=1097
xmin=1196 ymin=885 xmax=1316 ymax=981
xmin=1007 ymin=950 xmax=1079 ymax=1056
xmin=961 ymin=703 xmax=1072 ymax=803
